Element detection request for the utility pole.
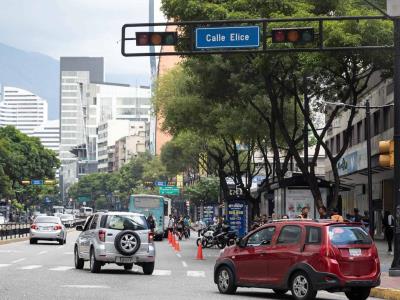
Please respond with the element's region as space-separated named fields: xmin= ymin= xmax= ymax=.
xmin=389 ymin=5 xmax=400 ymax=277
xmin=304 ymin=76 xmax=309 ymax=171
xmin=365 ymin=99 xmax=374 ymax=239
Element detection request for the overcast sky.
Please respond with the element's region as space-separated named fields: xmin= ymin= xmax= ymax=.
xmin=0 ymin=0 xmax=165 ymax=83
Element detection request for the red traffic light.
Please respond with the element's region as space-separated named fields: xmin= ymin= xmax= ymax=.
xmin=136 ymin=32 xmax=177 ymax=46
xmin=271 ymin=27 xmax=314 ymax=44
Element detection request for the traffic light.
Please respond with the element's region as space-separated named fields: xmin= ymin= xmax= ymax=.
xmin=271 ymin=27 xmax=315 ymax=44
xmin=135 ymin=32 xmax=177 ymax=46
xmin=378 ymin=140 xmax=394 ymax=168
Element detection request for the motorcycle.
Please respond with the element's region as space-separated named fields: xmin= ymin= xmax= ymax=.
xmin=196 ymin=225 xmax=237 ymax=249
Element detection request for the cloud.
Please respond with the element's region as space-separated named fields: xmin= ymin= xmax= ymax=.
xmin=0 ymin=0 xmax=165 ymax=79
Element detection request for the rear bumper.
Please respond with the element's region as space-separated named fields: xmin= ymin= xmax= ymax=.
xmin=96 ymin=244 xmax=156 ymax=264
xmin=312 ymin=272 xmax=380 ymax=291
xmin=30 ymin=230 xmax=64 ymax=240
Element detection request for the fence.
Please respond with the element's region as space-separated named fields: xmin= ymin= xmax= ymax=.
xmin=0 ymin=223 xmax=31 ymax=241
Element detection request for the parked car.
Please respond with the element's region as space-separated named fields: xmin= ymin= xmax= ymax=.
xmin=214 ymin=219 xmax=380 ymax=300
xmin=60 ymin=214 xmax=75 ymax=227
xmin=30 ymin=216 xmax=67 ymax=245
xmin=74 ymin=212 xmax=155 ymax=274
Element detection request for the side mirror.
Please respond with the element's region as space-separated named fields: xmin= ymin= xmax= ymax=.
xmin=76 ymin=225 xmax=84 ymax=231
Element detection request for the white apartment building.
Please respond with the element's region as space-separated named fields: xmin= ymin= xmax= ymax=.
xmin=31 ymin=119 xmax=60 ymax=154
xmin=0 ymin=86 xmax=48 ymax=134
xmin=97 ymin=120 xmax=149 ymax=172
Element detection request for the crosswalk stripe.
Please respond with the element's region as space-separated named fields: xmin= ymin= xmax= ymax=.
xmin=19 ymin=265 xmax=42 ymax=270
xmin=0 ymin=264 xmax=11 ymax=268
xmin=49 ymin=266 xmax=74 ymax=271
xmin=187 ymin=270 xmax=205 ymax=277
xmin=152 ymin=269 xmax=171 ymax=276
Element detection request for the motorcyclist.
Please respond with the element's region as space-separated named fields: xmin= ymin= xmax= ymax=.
xmin=176 ymin=216 xmax=185 ymax=240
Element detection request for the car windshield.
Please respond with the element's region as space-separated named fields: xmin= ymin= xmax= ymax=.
xmin=107 ymin=215 xmax=148 ymax=231
xmin=329 ymin=226 xmax=372 ymax=245
xmin=35 ymin=216 xmax=60 ymax=224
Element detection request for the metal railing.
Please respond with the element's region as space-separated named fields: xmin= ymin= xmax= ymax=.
xmin=0 ymin=223 xmax=31 ymax=241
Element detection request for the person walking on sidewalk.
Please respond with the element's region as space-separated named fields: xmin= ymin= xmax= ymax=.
xmin=383 ymin=211 xmax=395 ymax=255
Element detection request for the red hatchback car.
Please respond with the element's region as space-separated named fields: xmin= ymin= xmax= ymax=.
xmin=214 ymin=220 xmax=380 ymax=300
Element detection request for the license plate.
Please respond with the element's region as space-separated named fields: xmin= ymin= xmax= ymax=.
xmin=349 ymin=248 xmax=362 ymax=256
xmin=116 ymin=257 xmax=134 ymax=263
xmin=40 ymin=227 xmax=50 ymax=231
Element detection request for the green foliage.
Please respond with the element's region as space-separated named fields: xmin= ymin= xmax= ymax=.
xmin=184 ymin=177 xmax=219 ymax=206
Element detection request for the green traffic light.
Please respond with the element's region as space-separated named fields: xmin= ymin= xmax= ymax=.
xmin=302 ymin=31 xmax=314 ymax=43
xmin=163 ymin=33 xmax=176 ymax=45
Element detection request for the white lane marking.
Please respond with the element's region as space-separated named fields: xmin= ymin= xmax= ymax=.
xmin=49 ymin=266 xmax=74 ymax=271
xmin=11 ymin=258 xmax=26 ymax=264
xmin=19 ymin=265 xmax=42 ymax=270
xmin=63 ymin=252 xmax=73 ymax=255
xmin=0 ymin=264 xmax=11 ymax=268
xmin=182 ymin=261 xmax=188 ymax=268
xmin=61 ymin=285 xmax=110 ymax=289
xmin=57 ymin=245 xmax=65 ymax=249
xmin=37 ymin=251 xmax=48 ymax=255
xmin=176 ymin=253 xmax=182 ymax=258
xmin=319 ymin=291 xmax=347 ymax=299
xmin=187 ymin=270 xmax=205 ymax=277
xmin=0 ymin=250 xmax=22 ymax=253
xmin=152 ymin=270 xmax=171 ymax=276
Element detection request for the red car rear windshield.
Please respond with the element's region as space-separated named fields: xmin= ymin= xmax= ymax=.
xmin=329 ymin=226 xmax=372 ymax=245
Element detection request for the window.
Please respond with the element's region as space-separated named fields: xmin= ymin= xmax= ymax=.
xmin=277 ymin=226 xmax=301 ymax=244
xmin=383 ymin=106 xmax=391 ymax=131
xmin=107 ymin=215 xmax=148 ymax=231
xmin=100 ymin=215 xmax=108 ymax=228
xmin=373 ymin=110 xmax=380 ymax=136
xmin=306 ymin=226 xmax=321 ymax=244
xmin=89 ymin=214 xmax=99 ymax=230
xmin=329 ymin=226 xmax=372 ymax=245
xmin=247 ymin=227 xmax=276 ymax=246
xmin=83 ymin=215 xmax=94 ymax=231
xmin=357 ymin=121 xmax=363 ymax=143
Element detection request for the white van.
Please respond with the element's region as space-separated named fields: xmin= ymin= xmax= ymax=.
xmin=79 ymin=207 xmax=93 ymax=217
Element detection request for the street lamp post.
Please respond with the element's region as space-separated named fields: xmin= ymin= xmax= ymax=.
xmin=365 ymin=99 xmax=374 ymax=239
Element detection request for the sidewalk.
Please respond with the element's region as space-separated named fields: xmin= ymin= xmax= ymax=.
xmin=371 ymin=239 xmax=400 ymax=300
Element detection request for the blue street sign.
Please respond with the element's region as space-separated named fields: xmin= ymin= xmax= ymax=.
xmin=31 ymin=179 xmax=43 ymax=185
xmin=155 ymin=181 xmax=167 ymax=187
xmin=195 ymin=26 xmax=260 ymax=49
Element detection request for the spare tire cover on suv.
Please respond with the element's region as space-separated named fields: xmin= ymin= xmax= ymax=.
xmin=114 ymin=230 xmax=141 ymax=256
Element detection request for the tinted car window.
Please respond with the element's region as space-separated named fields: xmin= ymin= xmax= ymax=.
xmin=83 ymin=216 xmax=94 ymax=231
xmin=107 ymin=215 xmax=148 ymax=231
xmin=100 ymin=215 xmax=108 ymax=228
xmin=90 ymin=214 xmax=99 ymax=230
xmin=306 ymin=226 xmax=321 ymax=244
xmin=247 ymin=227 xmax=275 ymax=246
xmin=277 ymin=225 xmax=301 ymax=244
xmin=329 ymin=226 xmax=372 ymax=245
xmin=35 ymin=217 xmax=59 ymax=223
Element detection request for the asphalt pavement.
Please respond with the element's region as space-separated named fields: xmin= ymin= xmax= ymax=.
xmin=0 ymin=230 xmax=381 ymax=300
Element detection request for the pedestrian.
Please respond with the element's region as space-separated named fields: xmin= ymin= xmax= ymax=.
xmin=352 ymin=208 xmax=363 ymax=222
xmin=167 ymin=214 xmax=174 ymax=234
xmin=318 ymin=206 xmax=328 ymax=219
xmin=362 ymin=211 xmax=370 ymax=233
xmin=382 ymin=211 xmax=395 ymax=255
xmin=197 ymin=219 xmax=206 ymax=237
xmin=299 ymin=207 xmax=309 ymax=219
xmin=331 ymin=208 xmax=344 ymax=222
xmin=261 ymin=214 xmax=268 ymax=225
xmin=147 ymin=214 xmax=156 ymax=233
xmin=250 ymin=216 xmax=261 ymax=231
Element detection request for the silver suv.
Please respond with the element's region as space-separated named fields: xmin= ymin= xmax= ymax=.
xmin=74 ymin=212 xmax=155 ymax=274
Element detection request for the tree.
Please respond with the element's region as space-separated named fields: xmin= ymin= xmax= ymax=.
xmin=184 ymin=177 xmax=219 ymax=206
xmin=160 ymin=0 xmax=393 ymax=209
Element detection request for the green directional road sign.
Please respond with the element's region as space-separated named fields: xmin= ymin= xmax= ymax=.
xmin=78 ymin=195 xmax=91 ymax=203
xmin=159 ymin=186 xmax=180 ymax=195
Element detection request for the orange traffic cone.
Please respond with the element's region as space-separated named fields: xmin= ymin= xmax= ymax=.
xmin=172 ymin=235 xmax=176 ymax=248
xmin=175 ymin=241 xmax=181 ymax=252
xmin=168 ymin=231 xmax=172 ymax=244
xmin=196 ymin=243 xmax=204 ymax=260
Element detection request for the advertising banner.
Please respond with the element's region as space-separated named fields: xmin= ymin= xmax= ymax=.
xmin=203 ymin=205 xmax=215 ymax=225
xmin=227 ymin=200 xmax=248 ymax=237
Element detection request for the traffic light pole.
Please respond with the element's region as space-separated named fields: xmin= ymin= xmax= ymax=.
xmin=389 ymin=17 xmax=400 ymax=277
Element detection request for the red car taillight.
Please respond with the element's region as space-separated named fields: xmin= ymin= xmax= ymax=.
xmin=148 ymin=232 xmax=154 ymax=243
xmin=31 ymin=224 xmax=38 ymax=230
xmin=54 ymin=224 xmax=62 ymax=230
xmin=98 ymin=230 xmax=106 ymax=242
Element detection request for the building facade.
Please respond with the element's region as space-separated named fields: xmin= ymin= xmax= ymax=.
xmin=97 ymin=120 xmax=149 ymax=172
xmin=324 ymin=76 xmax=394 ymax=237
xmin=31 ymin=119 xmax=60 ymax=154
xmin=0 ymin=86 xmax=48 ymax=134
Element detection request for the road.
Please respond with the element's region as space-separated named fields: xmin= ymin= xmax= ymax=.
xmin=0 ymin=230 xmax=381 ymax=300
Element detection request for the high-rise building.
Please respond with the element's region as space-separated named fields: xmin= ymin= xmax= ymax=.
xmin=0 ymin=86 xmax=48 ymax=134
xmin=31 ymin=119 xmax=60 ymax=154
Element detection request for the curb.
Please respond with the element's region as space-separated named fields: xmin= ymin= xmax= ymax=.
xmin=0 ymin=236 xmax=30 ymax=245
xmin=371 ymin=287 xmax=400 ymax=300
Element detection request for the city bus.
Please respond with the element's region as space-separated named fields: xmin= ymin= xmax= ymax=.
xmin=129 ymin=194 xmax=171 ymax=240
